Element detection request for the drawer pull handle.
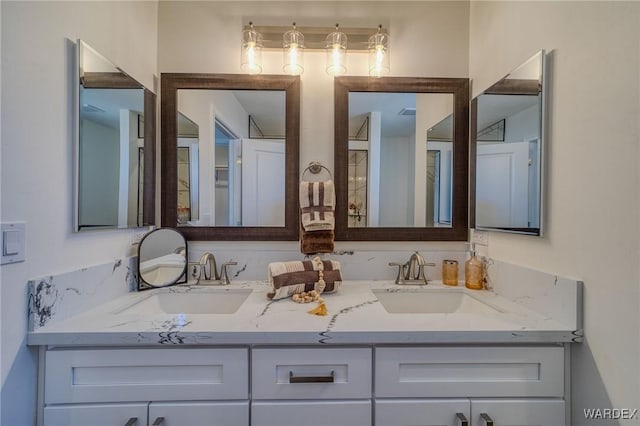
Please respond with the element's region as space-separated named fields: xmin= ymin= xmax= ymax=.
xmin=456 ymin=412 xmax=469 ymax=426
xmin=289 ymin=370 xmax=335 ymax=383
xmin=124 ymin=419 xmax=138 ymax=426
xmin=152 ymin=417 xmax=165 ymax=426
xmin=480 ymin=413 xmax=494 ymax=426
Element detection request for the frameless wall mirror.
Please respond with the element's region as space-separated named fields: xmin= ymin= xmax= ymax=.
xmin=335 ymin=77 xmax=469 ymax=241
xmin=471 ymin=50 xmax=545 ymax=235
xmin=161 ymin=74 xmax=300 ymax=240
xmin=137 ymin=228 xmax=187 ymax=290
xmin=74 ymin=40 xmax=156 ymax=231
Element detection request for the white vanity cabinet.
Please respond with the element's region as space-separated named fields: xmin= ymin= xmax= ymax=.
xmin=40 ymin=347 xmax=250 ymax=426
xmin=39 ymin=345 xmax=570 ymax=426
xmin=251 ymin=347 xmax=372 ymax=426
xmin=374 ymin=346 xmax=567 ymax=426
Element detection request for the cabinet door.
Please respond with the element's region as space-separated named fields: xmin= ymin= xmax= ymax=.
xmin=147 ymin=402 xmax=249 ymax=426
xmin=251 ymin=400 xmax=371 ymax=426
xmin=471 ymin=399 xmax=565 ymax=426
xmin=44 ymin=403 xmax=147 ymax=426
xmin=376 ymin=399 xmax=470 ymax=426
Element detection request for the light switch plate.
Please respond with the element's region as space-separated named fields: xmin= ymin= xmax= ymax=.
xmin=1 ymin=222 xmax=26 ymax=265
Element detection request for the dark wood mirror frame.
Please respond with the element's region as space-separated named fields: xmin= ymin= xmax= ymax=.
xmin=161 ymin=73 xmax=300 ymax=241
xmin=143 ymin=89 xmax=156 ymax=226
xmin=334 ymin=76 xmax=469 ymax=241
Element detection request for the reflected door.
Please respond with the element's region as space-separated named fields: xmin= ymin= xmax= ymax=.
xmin=476 ymin=141 xmax=529 ymax=227
xmin=241 ymin=139 xmax=285 ymax=226
xmin=348 ymin=150 xmax=368 ymax=227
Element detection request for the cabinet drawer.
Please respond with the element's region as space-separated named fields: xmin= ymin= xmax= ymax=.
xmin=252 ymin=347 xmax=371 ymax=399
xmin=44 ymin=403 xmax=147 ymax=426
xmin=45 ymin=348 xmax=248 ymax=403
xmin=251 ymin=400 xmax=371 ymax=426
xmin=376 ymin=346 xmax=564 ymax=398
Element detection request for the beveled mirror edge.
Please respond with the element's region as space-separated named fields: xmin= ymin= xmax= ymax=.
xmin=471 ymin=50 xmax=545 ymax=237
xmin=73 ymin=39 xmax=157 ymax=232
xmin=160 ymin=73 xmax=300 ymax=241
xmin=334 ymin=76 xmax=470 ymax=241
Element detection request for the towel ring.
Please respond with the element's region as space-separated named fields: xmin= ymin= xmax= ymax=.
xmin=302 ymin=161 xmax=333 ymax=181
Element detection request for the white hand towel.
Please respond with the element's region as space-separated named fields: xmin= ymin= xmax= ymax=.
xmin=300 ymin=180 xmax=335 ymax=231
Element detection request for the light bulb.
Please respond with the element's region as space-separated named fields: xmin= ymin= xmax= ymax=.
xmin=325 ymin=25 xmax=347 ymax=76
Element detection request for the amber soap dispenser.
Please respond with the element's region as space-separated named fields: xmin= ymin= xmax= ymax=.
xmin=465 ymin=243 xmax=484 ymax=290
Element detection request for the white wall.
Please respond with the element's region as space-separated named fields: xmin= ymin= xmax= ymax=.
xmin=469 ymin=1 xmax=640 ymax=422
xmin=0 ymin=1 xmax=158 ymax=424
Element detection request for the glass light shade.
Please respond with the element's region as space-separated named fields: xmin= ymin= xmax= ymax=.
xmin=325 ymin=29 xmax=347 ymax=76
xmin=241 ymin=25 xmax=263 ymax=75
xmin=283 ymin=25 xmax=304 ymax=75
xmin=368 ymin=28 xmax=389 ymax=78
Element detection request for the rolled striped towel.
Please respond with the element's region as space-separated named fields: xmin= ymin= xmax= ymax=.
xmin=300 ymin=180 xmax=335 ymax=231
xmin=267 ymin=259 xmax=342 ymax=300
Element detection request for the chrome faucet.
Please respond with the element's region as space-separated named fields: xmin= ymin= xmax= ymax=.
xmin=196 ymin=252 xmax=237 ymax=285
xmin=389 ymin=251 xmax=436 ymax=285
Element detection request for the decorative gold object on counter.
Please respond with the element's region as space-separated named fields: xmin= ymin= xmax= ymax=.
xmin=308 ymin=301 xmax=328 ymax=316
xmin=442 ymin=260 xmax=459 ymax=286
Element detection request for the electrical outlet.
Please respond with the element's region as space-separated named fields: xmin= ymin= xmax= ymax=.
xmin=472 ymin=230 xmax=489 ymax=246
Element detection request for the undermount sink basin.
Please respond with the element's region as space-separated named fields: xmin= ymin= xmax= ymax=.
xmin=373 ymin=289 xmax=501 ymax=314
xmin=119 ymin=289 xmax=252 ymax=315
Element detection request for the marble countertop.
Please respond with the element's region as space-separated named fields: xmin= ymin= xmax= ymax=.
xmin=27 ymin=281 xmax=581 ymax=346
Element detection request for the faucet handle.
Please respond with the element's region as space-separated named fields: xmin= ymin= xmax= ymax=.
xmin=414 ymin=262 xmax=436 ymax=284
xmin=388 ymin=262 xmax=406 ymax=285
xmin=220 ymin=261 xmax=237 ymax=285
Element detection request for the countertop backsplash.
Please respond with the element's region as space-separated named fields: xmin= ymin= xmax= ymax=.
xmin=186 ymin=241 xmax=470 ymax=282
xmin=28 ymin=257 xmax=136 ymax=331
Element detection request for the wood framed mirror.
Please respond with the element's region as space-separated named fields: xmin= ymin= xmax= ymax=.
xmin=334 ymin=76 xmax=469 ymax=241
xmin=161 ymin=74 xmax=300 ymax=240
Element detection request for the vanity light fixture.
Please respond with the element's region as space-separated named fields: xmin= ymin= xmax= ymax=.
xmin=240 ymin=23 xmax=389 ymax=77
xmin=283 ymin=22 xmax=304 ymax=75
xmin=241 ymin=22 xmax=263 ymax=75
xmin=325 ymin=24 xmax=347 ymax=76
xmin=368 ymin=25 xmax=390 ymax=78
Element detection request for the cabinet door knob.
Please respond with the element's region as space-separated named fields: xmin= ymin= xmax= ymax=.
xmin=480 ymin=413 xmax=494 ymax=426
xmin=288 ymin=370 xmax=335 ymax=383
xmin=124 ymin=418 xmax=138 ymax=426
xmin=456 ymin=412 xmax=469 ymax=426
xmin=152 ymin=417 xmax=165 ymax=426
